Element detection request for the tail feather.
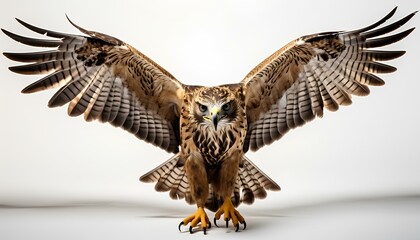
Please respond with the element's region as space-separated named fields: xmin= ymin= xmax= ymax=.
xmin=139 ymin=154 xmax=179 ymax=183
xmin=140 ymin=153 xmax=191 ymax=201
xmin=154 ymin=162 xmax=177 ymax=192
xmin=236 ymin=155 xmax=281 ymax=205
xmin=169 ymin=167 xmax=188 ymax=200
xmin=238 ymin=172 xmax=255 ymax=204
xmin=239 ymin=160 xmax=267 ymax=204
xmin=140 ymin=154 xmax=280 ymax=210
xmin=241 ymin=155 xmax=281 ymax=191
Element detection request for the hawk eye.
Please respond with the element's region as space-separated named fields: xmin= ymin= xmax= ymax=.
xmin=198 ymin=103 xmax=208 ymax=113
xmin=222 ymin=102 xmax=231 ymax=111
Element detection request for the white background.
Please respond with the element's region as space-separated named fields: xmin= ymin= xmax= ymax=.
xmin=0 ymin=0 xmax=419 ymax=239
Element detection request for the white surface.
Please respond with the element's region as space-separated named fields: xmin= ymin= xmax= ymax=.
xmin=1 ymin=196 xmax=419 ymax=240
xmin=0 ymin=0 xmax=419 ymax=226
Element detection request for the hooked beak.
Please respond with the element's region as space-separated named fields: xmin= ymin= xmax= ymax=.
xmin=208 ymin=107 xmax=220 ymax=130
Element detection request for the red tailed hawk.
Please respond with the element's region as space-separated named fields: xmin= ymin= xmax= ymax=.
xmin=2 ymin=7 xmax=416 ymax=234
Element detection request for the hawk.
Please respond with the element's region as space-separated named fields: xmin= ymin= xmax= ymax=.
xmin=2 ymin=7 xmax=416 ymax=234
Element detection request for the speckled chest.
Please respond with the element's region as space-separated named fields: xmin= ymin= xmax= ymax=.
xmin=193 ymin=126 xmax=242 ymax=166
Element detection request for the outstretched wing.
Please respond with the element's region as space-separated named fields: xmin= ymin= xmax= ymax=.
xmin=242 ymin=7 xmax=416 ymax=152
xmin=2 ymin=17 xmax=185 ymax=153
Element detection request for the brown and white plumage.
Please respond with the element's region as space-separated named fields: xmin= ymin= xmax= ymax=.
xmin=242 ymin=8 xmax=416 ymax=151
xmin=2 ymin=7 xmax=415 ymax=234
xmin=3 ymin=16 xmax=184 ymax=153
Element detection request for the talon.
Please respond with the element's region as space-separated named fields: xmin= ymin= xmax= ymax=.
xmin=214 ymin=218 xmax=219 ymax=228
xmin=179 ymin=207 xmax=209 ymax=234
xmin=214 ymin=198 xmax=247 ymax=232
xmin=178 ymin=221 xmax=184 ymax=232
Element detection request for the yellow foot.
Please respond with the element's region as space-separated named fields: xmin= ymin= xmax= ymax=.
xmin=214 ymin=198 xmax=246 ymax=232
xmin=178 ymin=207 xmax=211 ymax=234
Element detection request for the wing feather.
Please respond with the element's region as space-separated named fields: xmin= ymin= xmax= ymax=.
xmin=3 ymin=17 xmax=184 ymax=153
xmin=243 ymin=8 xmax=415 ymax=152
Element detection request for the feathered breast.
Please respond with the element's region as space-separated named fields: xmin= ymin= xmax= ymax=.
xmin=193 ymin=126 xmax=237 ymax=167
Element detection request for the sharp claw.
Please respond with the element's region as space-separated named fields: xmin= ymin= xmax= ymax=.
xmin=213 ymin=218 xmax=219 ymax=228
xmin=235 ymin=224 xmax=239 ymax=232
xmin=243 ymin=221 xmax=247 ymax=230
xmin=189 ymin=226 xmax=193 ymax=234
xmin=226 ymin=219 xmax=229 ymax=228
xmin=178 ymin=221 xmax=184 ymax=232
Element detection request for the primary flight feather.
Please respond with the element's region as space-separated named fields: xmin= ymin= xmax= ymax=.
xmin=2 ymin=7 xmax=416 ymax=234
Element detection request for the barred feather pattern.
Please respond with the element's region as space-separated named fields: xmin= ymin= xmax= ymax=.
xmin=139 ymin=154 xmax=191 ymax=201
xmin=243 ymin=8 xmax=416 ymax=152
xmin=140 ymin=154 xmax=280 ymax=211
xmin=2 ymin=8 xmax=415 ymax=216
xmin=2 ymin=17 xmax=184 ymax=153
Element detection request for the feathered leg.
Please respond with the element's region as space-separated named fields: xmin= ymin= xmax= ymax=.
xmin=213 ymin=150 xmax=246 ymax=232
xmin=179 ymin=152 xmax=211 ymax=234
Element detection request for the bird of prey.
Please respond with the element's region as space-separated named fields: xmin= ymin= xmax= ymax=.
xmin=2 ymin=7 xmax=416 ymax=234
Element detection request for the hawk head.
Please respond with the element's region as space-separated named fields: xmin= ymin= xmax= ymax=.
xmin=193 ymin=86 xmax=239 ymax=130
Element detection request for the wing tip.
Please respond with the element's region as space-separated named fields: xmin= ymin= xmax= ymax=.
xmin=3 ymin=52 xmax=14 ymax=61
xmin=64 ymin=14 xmax=125 ymax=46
xmin=348 ymin=6 xmax=410 ymax=35
xmin=390 ymin=6 xmax=398 ymax=15
xmin=21 ymin=87 xmax=34 ymax=94
xmin=366 ymin=27 xmax=415 ymax=49
xmin=8 ymin=65 xmax=26 ymax=74
xmin=21 ymin=81 xmax=44 ymax=94
xmin=15 ymin=17 xmax=49 ymax=36
xmin=1 ymin=28 xmax=15 ymax=39
xmin=13 ymin=16 xmax=73 ymax=39
xmin=385 ymin=6 xmax=398 ymax=22
xmin=397 ymin=50 xmax=406 ymax=57
xmin=270 ymin=184 xmax=281 ymax=191
xmin=65 ymin=14 xmax=90 ymax=36
xmin=139 ymin=175 xmax=154 ymax=183
xmin=65 ymin=14 xmax=77 ymax=29
xmin=15 ymin=18 xmax=30 ymax=29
